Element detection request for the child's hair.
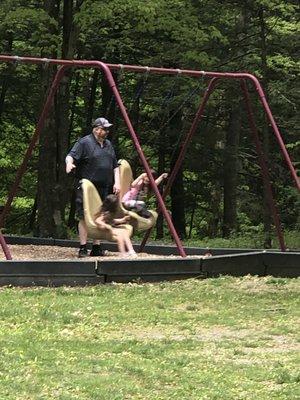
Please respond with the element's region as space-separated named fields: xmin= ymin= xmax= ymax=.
xmin=95 ymin=194 xmax=119 ymax=218
xmin=138 ymin=170 xmax=159 ymax=198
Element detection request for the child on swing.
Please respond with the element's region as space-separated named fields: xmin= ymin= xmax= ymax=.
xmin=94 ymin=194 xmax=137 ymax=258
xmin=122 ymin=169 xmax=168 ymax=218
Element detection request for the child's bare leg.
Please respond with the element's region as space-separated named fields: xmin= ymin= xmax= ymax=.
xmin=115 ymin=231 xmax=126 ymax=256
xmin=124 ymin=233 xmax=135 ymax=253
xmin=122 ymin=231 xmax=137 ymax=256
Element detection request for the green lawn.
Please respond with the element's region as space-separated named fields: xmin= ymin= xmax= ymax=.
xmin=0 ymin=276 xmax=299 ymax=399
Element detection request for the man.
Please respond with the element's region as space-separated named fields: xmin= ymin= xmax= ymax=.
xmin=66 ymin=117 xmax=120 ymax=257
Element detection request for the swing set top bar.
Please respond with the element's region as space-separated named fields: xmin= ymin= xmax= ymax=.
xmin=0 ymin=54 xmax=260 ymax=83
xmin=0 ymin=54 xmax=298 ymax=191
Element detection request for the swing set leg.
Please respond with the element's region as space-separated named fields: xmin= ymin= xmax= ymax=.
xmin=0 ymin=230 xmax=12 ymax=260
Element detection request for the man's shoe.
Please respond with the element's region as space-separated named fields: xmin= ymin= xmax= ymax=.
xmin=78 ymin=247 xmax=88 ymax=258
xmin=90 ymin=245 xmax=105 ymax=257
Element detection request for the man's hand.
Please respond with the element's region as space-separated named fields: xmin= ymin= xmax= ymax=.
xmin=113 ymin=184 xmax=120 ymax=194
xmin=65 ymin=156 xmax=76 ymax=174
xmin=66 ymin=162 xmax=76 ymax=174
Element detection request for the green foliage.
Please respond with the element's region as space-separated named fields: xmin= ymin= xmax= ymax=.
xmin=182 ymin=229 xmax=299 ymax=250
xmin=0 ymin=3 xmax=59 ymax=55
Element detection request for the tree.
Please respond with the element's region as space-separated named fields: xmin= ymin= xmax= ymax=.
xmin=37 ymin=0 xmax=81 ymax=237
xmin=223 ymin=93 xmax=242 ymax=237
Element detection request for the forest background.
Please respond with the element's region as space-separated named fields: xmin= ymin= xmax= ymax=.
xmin=0 ymin=0 xmax=299 ymax=249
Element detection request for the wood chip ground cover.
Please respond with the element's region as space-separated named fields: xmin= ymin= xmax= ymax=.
xmin=0 ymin=244 xmax=201 ymax=260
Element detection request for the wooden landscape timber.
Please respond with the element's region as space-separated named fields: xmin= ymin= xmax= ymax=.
xmin=0 ymin=236 xmax=299 ymax=286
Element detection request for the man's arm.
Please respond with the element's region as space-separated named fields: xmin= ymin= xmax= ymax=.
xmin=65 ymin=155 xmax=76 ymax=174
xmin=66 ymin=139 xmax=84 ymax=174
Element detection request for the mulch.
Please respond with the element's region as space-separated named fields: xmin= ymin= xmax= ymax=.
xmin=0 ymin=244 xmax=200 ymax=261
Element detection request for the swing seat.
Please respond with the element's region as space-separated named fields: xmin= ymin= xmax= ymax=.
xmin=118 ymin=159 xmax=158 ymax=232
xmin=81 ymin=178 xmax=133 ymax=241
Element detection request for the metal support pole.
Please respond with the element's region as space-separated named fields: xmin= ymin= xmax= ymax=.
xmin=241 ymin=80 xmax=286 ymax=251
xmin=139 ymin=78 xmax=219 ymax=252
xmin=0 ymin=66 xmax=69 ymax=230
xmin=249 ymin=76 xmax=300 ymax=191
xmin=99 ymin=63 xmax=187 ymax=257
xmin=0 ymin=231 xmax=12 ymax=260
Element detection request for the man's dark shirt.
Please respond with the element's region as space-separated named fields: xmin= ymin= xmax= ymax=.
xmin=67 ymin=133 xmax=118 ymax=186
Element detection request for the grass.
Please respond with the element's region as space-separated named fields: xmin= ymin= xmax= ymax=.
xmin=0 ymin=276 xmax=299 ymax=399
xmin=143 ymin=229 xmax=300 ymax=251
xmin=182 ymin=230 xmax=300 ymax=250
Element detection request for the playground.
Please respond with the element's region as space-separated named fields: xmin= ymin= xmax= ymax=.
xmin=0 ymin=1 xmax=299 ymax=399
xmin=0 ymin=56 xmax=299 ymax=285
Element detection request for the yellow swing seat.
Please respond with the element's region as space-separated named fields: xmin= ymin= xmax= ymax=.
xmin=81 ymin=178 xmax=133 ymax=241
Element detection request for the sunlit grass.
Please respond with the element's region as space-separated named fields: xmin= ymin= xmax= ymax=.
xmin=0 ymin=276 xmax=299 ymax=399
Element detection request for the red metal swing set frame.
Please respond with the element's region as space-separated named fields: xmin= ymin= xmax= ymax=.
xmin=0 ymin=55 xmax=299 ymax=260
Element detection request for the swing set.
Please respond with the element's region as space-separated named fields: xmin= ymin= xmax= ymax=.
xmin=0 ymin=55 xmax=299 ymax=261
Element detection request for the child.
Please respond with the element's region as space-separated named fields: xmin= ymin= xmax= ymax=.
xmin=122 ymin=170 xmax=168 ymax=217
xmin=94 ymin=194 xmax=137 ymax=258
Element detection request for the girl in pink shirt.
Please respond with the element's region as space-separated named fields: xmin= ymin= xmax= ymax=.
xmin=122 ymin=170 xmax=168 ymax=217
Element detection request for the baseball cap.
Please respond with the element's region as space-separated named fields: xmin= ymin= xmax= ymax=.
xmin=92 ymin=117 xmax=113 ymax=128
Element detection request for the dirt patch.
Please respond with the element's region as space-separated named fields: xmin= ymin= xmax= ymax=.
xmin=228 ymin=275 xmax=300 ymax=293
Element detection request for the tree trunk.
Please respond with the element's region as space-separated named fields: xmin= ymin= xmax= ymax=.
xmin=101 ymin=72 xmax=117 ymax=124
xmin=0 ymin=33 xmax=13 ymax=121
xmin=67 ymin=74 xmax=80 ymax=229
xmin=169 ymin=113 xmax=186 ymax=239
xmin=259 ymin=7 xmax=272 ymax=248
xmin=207 ymin=189 xmax=222 ymax=238
xmin=101 ymin=72 xmax=118 ymax=153
xmin=188 ymin=199 xmax=197 ymax=239
xmin=37 ymin=98 xmax=59 ymax=236
xmin=37 ymin=0 xmax=76 ymax=237
xmin=170 ymin=166 xmax=186 ymax=239
xmin=82 ymin=69 xmax=100 ymax=135
xmin=223 ymin=102 xmax=241 ymax=237
xmin=156 ymin=132 xmax=166 ymax=239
